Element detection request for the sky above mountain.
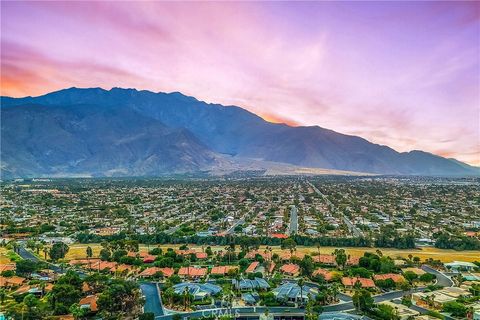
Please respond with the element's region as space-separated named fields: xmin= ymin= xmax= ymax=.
xmin=1 ymin=1 xmax=479 ymax=165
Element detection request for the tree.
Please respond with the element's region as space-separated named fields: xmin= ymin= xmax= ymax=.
xmin=16 ymin=259 xmax=38 ymax=275
xmin=139 ymin=313 xmax=155 ymax=320
xmin=281 ymin=238 xmax=296 ymax=251
xmin=86 ymin=246 xmax=93 ymax=259
xmin=99 ymin=248 xmax=111 ymax=261
xmin=23 ymin=294 xmax=42 ymax=320
xmin=205 ymin=246 xmax=213 ymax=257
xmin=334 ymin=249 xmax=347 ymax=269
xmin=298 ymin=278 xmax=305 ymax=307
xmin=0 ymin=289 xmax=6 ymax=304
xmin=42 ymin=246 xmax=49 ymax=260
xmin=98 ymin=279 xmax=141 ymax=318
xmin=374 ymin=303 xmax=400 ymax=320
xmin=49 ymin=242 xmax=69 ymax=261
xmin=50 ymin=283 xmax=81 ymax=315
xmin=300 ymin=255 xmax=314 ymax=277
xmin=352 ymin=289 xmax=374 ymax=312
xmin=442 ymin=301 xmax=467 ymax=317
xmin=419 ymin=273 xmax=436 ymax=283
xmin=403 ymin=271 xmax=418 ymax=283
xmin=70 ymin=303 xmax=88 ymax=320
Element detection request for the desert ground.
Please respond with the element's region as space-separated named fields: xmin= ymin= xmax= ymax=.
xmin=63 ymin=243 xmax=480 ymax=263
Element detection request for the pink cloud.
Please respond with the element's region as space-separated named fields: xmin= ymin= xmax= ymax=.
xmin=1 ymin=1 xmax=479 ymax=165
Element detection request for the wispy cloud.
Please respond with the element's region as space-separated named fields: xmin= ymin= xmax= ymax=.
xmin=1 ymin=1 xmax=479 ymax=165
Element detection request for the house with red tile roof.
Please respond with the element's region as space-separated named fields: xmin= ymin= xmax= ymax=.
xmin=271 ymin=233 xmax=288 ymax=239
xmin=245 ymin=250 xmax=270 ymax=260
xmin=79 ymin=294 xmax=98 ymax=312
xmin=143 ymin=255 xmax=156 ymax=263
xmin=267 ymin=262 xmax=276 ymax=274
xmin=245 ymin=261 xmax=260 ymax=274
xmin=312 ymin=268 xmax=335 ymax=281
xmin=347 ymin=256 xmax=360 ymax=266
xmin=373 ymin=273 xmax=405 ymax=283
xmin=342 ymin=277 xmax=375 ymax=288
xmin=196 ymin=252 xmax=208 ymax=259
xmin=210 ymin=266 xmax=237 ymax=276
xmin=0 ymin=263 xmax=16 ymax=273
xmin=88 ymin=261 xmax=117 ymax=272
xmin=313 ymin=255 xmax=336 ymax=265
xmin=139 ymin=267 xmax=174 ymax=278
xmin=0 ymin=276 xmax=26 ymax=287
xmin=280 ymin=251 xmax=305 ymax=261
xmin=178 ymin=266 xmax=207 ymax=278
xmin=69 ymin=259 xmax=100 ymax=266
xmin=280 ymin=264 xmax=300 ymax=277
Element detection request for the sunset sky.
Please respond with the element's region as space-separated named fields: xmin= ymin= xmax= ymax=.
xmin=1 ymin=1 xmax=479 ymax=165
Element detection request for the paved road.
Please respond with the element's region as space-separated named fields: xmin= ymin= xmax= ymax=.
xmin=288 ymin=206 xmax=298 ymax=235
xmin=226 ymin=216 xmax=246 ymax=235
xmin=17 ymin=247 xmax=63 ymax=273
xmin=421 ymin=265 xmax=453 ymax=287
xmin=307 ymin=181 xmax=363 ymax=237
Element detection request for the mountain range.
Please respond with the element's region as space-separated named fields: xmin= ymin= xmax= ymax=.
xmin=1 ymin=87 xmax=478 ymax=178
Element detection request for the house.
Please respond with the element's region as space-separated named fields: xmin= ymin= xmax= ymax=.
xmin=172 ymin=282 xmax=221 ymax=300
xmin=412 ymin=287 xmax=471 ymax=308
xmin=279 ymin=264 xmax=300 ymax=277
xmin=245 ymin=250 xmax=270 ymax=260
xmin=178 ymin=266 xmax=207 ymax=279
xmin=313 ymin=255 xmax=336 ymax=265
xmin=88 ymin=261 xmax=117 ymax=272
xmin=210 ymin=266 xmax=237 ymax=276
xmin=142 ymin=255 xmax=156 ymax=263
xmin=139 ymin=267 xmax=174 ymax=278
xmin=272 ymin=282 xmax=318 ymax=302
xmin=380 ymin=301 xmax=419 ymax=320
xmin=341 ymin=277 xmax=375 ymax=288
xmin=195 ymin=252 xmax=208 ymax=259
xmin=374 ymin=273 xmax=405 ymax=283
xmin=312 ymin=268 xmax=335 ymax=281
xmin=232 ymin=277 xmax=270 ymax=291
xmin=270 ymin=233 xmax=288 ymax=239
xmin=0 ymin=276 xmax=26 ymax=288
xmin=347 ymin=256 xmax=360 ymax=266
xmin=79 ymin=295 xmax=98 ymax=312
xmin=0 ymin=264 xmax=16 ymax=273
xmin=245 ymin=261 xmax=260 ymax=274
xmin=267 ymin=262 xmax=276 ymax=274
xmin=402 ymin=267 xmax=426 ymax=276
xmin=242 ymin=292 xmax=259 ymax=305
xmin=280 ymin=251 xmax=305 ymax=261
xmin=445 ymin=261 xmax=477 ymax=272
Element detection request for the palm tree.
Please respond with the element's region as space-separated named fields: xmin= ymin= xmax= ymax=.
xmin=329 ymin=283 xmax=339 ymax=303
xmin=39 ymin=281 xmax=46 ymax=297
xmin=0 ymin=288 xmax=6 ymax=304
xmin=35 ymin=242 xmax=43 ymax=255
xmin=86 ymin=246 xmax=93 ymax=271
xmin=42 ymin=246 xmax=49 ymax=260
xmin=298 ymin=278 xmax=305 ymax=307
